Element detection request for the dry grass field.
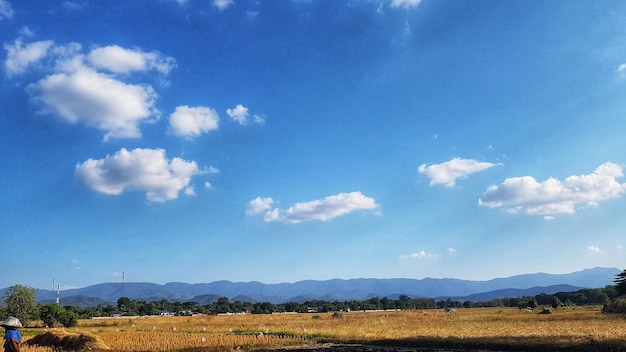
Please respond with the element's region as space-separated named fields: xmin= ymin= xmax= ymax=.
xmin=18 ymin=307 xmax=626 ymax=351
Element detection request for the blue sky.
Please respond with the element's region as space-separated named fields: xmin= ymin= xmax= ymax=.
xmin=1 ymin=0 xmax=625 ymax=290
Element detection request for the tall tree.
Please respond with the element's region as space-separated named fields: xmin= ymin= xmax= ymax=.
xmin=615 ymin=268 xmax=626 ymax=297
xmin=3 ymin=285 xmax=38 ymax=326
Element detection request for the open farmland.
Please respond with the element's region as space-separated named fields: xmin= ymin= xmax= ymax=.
xmin=20 ymin=307 xmax=626 ymax=351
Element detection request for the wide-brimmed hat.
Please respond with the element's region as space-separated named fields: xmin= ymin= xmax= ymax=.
xmin=1 ymin=316 xmax=22 ymax=328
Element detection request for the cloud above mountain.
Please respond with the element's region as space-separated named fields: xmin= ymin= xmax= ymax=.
xmin=248 ymin=192 xmax=379 ymax=223
xmin=479 ymin=162 xmax=626 ymax=216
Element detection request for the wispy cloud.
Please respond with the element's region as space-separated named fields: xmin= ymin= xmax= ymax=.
xmin=62 ymin=2 xmax=87 ymax=11
xmin=479 ymin=162 xmax=626 ymax=216
xmin=401 ymin=250 xmax=434 ymax=259
xmin=588 ymin=245 xmax=603 ymax=253
xmin=70 ymin=258 xmax=80 ymax=271
xmin=0 ymin=0 xmax=14 ymax=20
xmin=168 ymin=105 xmax=219 ymax=138
xmin=19 ymin=26 xmax=34 ymax=37
xmin=419 ymin=157 xmax=500 ymax=187
xmin=249 ymin=192 xmax=379 ymax=223
xmin=389 ymin=0 xmax=421 ymax=9
xmin=59 ymin=284 xmax=80 ymax=290
xmin=4 ymin=39 xmax=53 ymax=76
xmin=212 ymin=0 xmax=234 ymax=10
xmin=75 ymin=148 xmax=201 ymax=202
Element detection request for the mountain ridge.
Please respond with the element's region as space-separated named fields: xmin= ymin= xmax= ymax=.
xmin=4 ymin=267 xmax=619 ymax=306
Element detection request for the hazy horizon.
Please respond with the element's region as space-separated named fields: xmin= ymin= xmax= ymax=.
xmin=3 ymin=266 xmax=621 ymax=292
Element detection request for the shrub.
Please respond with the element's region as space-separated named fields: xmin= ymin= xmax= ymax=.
xmin=59 ymin=310 xmax=78 ymax=327
xmin=602 ymin=298 xmax=626 ymax=314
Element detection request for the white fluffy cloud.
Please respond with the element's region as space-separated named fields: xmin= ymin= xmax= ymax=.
xmin=75 ymin=148 xmax=199 ymax=202
xmin=226 ymin=104 xmax=249 ymax=125
xmin=390 ymin=0 xmax=421 ymax=9
xmin=5 ymin=40 xmax=175 ymax=140
xmin=168 ymin=105 xmax=219 ymax=138
xmin=479 ymin=162 xmax=626 ymax=216
xmin=226 ymin=104 xmax=265 ymax=125
xmin=4 ymin=39 xmax=53 ymax=76
xmin=419 ymin=158 xmax=500 ymax=187
xmin=87 ymin=45 xmax=176 ymax=75
xmin=251 ymin=192 xmax=379 ymax=223
xmin=246 ymin=196 xmax=274 ymax=215
xmin=28 ymin=66 xmax=158 ymax=141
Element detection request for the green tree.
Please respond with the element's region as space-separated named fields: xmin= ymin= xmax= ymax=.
xmin=117 ymin=297 xmax=131 ymax=311
xmin=615 ymin=268 xmax=626 ymax=297
xmin=3 ymin=285 xmax=38 ymax=326
xmin=520 ymin=297 xmax=537 ymax=309
xmin=40 ymin=304 xmax=65 ymax=327
xmin=58 ymin=310 xmax=78 ymax=327
xmin=253 ymin=302 xmax=276 ymax=314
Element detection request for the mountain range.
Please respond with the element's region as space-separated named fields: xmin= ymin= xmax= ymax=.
xmin=4 ymin=267 xmax=620 ymax=307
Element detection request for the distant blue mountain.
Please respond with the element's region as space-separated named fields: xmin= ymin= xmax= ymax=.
xmin=441 ymin=284 xmax=585 ymax=302
xmin=3 ymin=267 xmax=618 ymax=306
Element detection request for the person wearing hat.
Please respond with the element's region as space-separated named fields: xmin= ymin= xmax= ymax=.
xmin=2 ymin=316 xmax=22 ymax=352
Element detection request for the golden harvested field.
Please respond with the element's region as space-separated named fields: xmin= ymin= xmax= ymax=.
xmin=20 ymin=307 xmax=626 ymax=351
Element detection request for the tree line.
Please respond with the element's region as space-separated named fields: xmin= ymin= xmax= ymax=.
xmin=2 ymin=269 xmax=625 ymax=326
xmin=0 ymin=285 xmax=621 ymax=326
xmin=98 ymin=283 xmax=623 ymax=316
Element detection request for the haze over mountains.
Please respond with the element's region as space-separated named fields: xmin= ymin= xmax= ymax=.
xmin=6 ymin=267 xmax=620 ymax=307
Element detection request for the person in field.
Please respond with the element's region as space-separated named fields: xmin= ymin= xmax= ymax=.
xmin=2 ymin=316 xmax=22 ymax=352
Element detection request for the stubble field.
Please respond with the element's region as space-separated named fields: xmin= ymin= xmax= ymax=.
xmin=19 ymin=307 xmax=626 ymax=352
